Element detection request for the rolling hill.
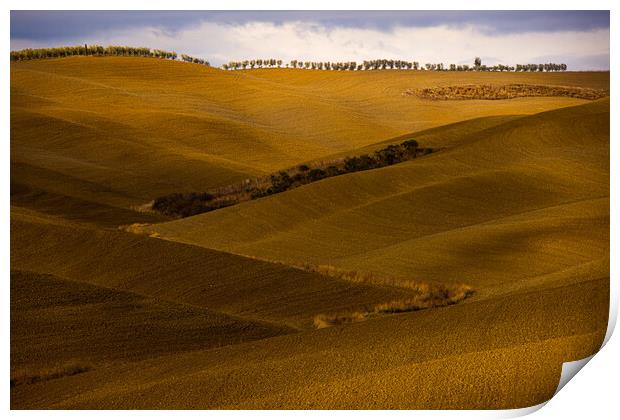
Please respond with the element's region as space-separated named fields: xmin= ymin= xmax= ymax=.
xmin=11 ymin=57 xmax=607 ymax=225
xmin=10 ymin=56 xmax=609 ymax=409
xmin=138 ymin=98 xmax=609 ymax=408
xmin=146 ymin=99 xmax=609 ymax=295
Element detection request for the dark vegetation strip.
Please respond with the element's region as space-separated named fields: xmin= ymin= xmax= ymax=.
xmin=10 ymin=45 xmax=209 ymax=65
xmin=407 ymin=84 xmax=609 ymax=101
xmin=152 ymin=139 xmax=433 ymax=218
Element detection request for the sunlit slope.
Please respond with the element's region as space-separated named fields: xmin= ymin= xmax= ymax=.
xmin=10 ymin=207 xmax=408 ymax=330
xmin=11 ymin=271 xmax=607 ymax=409
xmin=148 ymin=99 xmax=609 ymax=299
xmin=313 ymin=114 xmax=524 ymax=164
xmin=11 ymin=270 xmax=288 ymax=372
xmin=11 ymin=57 xmax=607 ymax=222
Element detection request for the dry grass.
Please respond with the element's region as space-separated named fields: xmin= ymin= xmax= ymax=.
xmin=119 ymin=222 xmax=151 ymax=234
xmin=299 ymin=263 xmax=441 ymax=291
xmin=313 ymin=312 xmax=366 ymax=328
xmin=373 ymin=283 xmax=475 ymax=313
xmin=11 ymin=362 xmax=92 ymax=388
xmin=407 ymin=84 xmax=609 ymax=100
xmin=313 ymin=283 xmax=474 ymax=328
xmin=301 ymin=263 xmax=389 ymax=283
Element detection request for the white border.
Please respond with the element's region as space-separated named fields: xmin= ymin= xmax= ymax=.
xmin=4 ymin=2 xmax=616 ymax=419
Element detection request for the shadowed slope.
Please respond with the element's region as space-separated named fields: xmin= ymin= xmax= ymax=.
xmin=11 ymin=270 xmax=289 ymax=373
xmin=10 ymin=207 xmax=410 ymax=330
xmin=10 ymin=272 xmax=608 ymax=409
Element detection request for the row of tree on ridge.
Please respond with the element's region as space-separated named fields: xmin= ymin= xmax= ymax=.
xmin=10 ymin=47 xmax=567 ymax=72
xmin=10 ymin=45 xmax=210 ymax=66
xmin=223 ymin=57 xmax=567 ymax=72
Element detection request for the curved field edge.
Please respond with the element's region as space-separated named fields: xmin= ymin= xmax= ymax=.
xmin=10 ymin=207 xmax=420 ymax=330
xmin=143 ymin=100 xmax=609 ymax=295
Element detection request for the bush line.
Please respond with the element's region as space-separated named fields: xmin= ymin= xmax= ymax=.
xmin=152 ymin=139 xmax=433 ymax=217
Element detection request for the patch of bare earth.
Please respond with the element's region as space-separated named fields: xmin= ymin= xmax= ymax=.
xmin=405 ymin=84 xmax=609 ymax=101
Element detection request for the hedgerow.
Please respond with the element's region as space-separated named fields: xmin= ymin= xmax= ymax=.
xmin=152 ymin=138 xmax=432 ymax=217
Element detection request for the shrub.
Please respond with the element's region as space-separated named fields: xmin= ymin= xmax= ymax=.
xmin=402 ymin=139 xmax=419 ymax=151
xmin=325 ymin=166 xmax=341 ymax=177
xmin=307 ymin=168 xmax=327 ymax=182
xmin=344 ymin=154 xmax=377 ymax=172
xmin=152 ymin=192 xmax=215 ymax=216
xmin=374 ymin=144 xmax=405 ymax=165
xmin=268 ymin=171 xmax=294 ymax=194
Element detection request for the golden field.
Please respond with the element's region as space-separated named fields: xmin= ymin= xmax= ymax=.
xmin=10 ymin=56 xmax=609 ymax=409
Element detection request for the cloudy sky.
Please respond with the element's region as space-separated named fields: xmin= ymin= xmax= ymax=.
xmin=10 ymin=11 xmax=610 ymax=70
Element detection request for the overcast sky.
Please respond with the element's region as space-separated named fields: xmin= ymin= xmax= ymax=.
xmin=10 ymin=11 xmax=610 ymax=70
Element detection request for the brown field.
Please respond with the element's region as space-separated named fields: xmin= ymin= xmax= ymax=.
xmin=10 ymin=56 xmax=609 ymax=409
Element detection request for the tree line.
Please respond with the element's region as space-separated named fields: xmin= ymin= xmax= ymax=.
xmin=223 ymin=59 xmax=283 ymax=70
xmin=180 ymin=54 xmax=209 ymax=65
xmin=222 ymin=57 xmax=568 ymax=72
xmin=10 ymin=45 xmax=210 ymax=66
xmin=516 ymin=63 xmax=567 ymax=72
xmin=11 ymin=48 xmax=567 ymax=73
xmin=152 ymin=138 xmax=433 ymax=218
